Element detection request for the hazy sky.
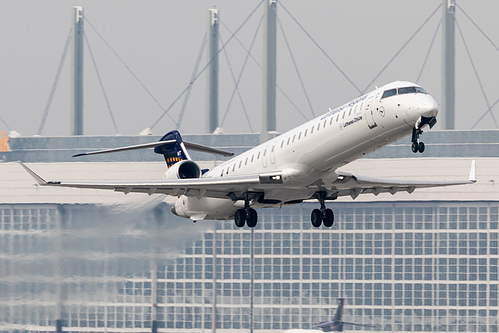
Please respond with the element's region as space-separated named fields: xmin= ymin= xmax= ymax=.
xmin=0 ymin=0 xmax=498 ymax=136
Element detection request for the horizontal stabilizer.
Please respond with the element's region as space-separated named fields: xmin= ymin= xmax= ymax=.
xmin=73 ymin=140 xmax=177 ymax=157
xmin=73 ymin=140 xmax=234 ymax=158
xmin=184 ymin=141 xmax=234 ymax=157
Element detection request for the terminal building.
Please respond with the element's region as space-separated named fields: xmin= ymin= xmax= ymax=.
xmin=0 ymin=130 xmax=498 ymax=332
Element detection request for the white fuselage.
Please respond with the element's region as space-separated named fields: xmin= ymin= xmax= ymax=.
xmin=173 ymin=81 xmax=438 ymax=220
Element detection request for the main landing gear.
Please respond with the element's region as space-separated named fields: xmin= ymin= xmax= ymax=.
xmin=411 ymin=127 xmax=425 ymax=153
xmin=234 ymin=194 xmax=258 ymax=228
xmin=311 ymin=191 xmax=334 ymax=228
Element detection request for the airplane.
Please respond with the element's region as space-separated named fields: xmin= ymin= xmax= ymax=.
xmin=283 ymin=298 xmax=376 ymax=333
xmin=20 ymin=81 xmax=476 ymax=228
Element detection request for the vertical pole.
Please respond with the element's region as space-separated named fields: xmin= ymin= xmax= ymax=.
xmin=250 ymin=228 xmax=254 ymax=333
xmin=442 ymin=0 xmax=455 ymax=130
xmin=212 ymin=224 xmax=217 ymax=333
xmin=151 ymin=207 xmax=162 ymax=333
xmin=72 ymin=6 xmax=84 ymax=136
xmin=55 ymin=205 xmax=65 ymax=333
xmin=261 ymin=0 xmax=277 ymax=143
xmin=207 ymin=9 xmax=219 ymax=134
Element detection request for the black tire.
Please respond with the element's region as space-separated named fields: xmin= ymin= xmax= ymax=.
xmin=418 ymin=141 xmax=425 ymax=153
xmin=247 ymin=209 xmax=258 ymax=228
xmin=323 ymin=208 xmax=334 ymax=227
xmin=412 ymin=142 xmax=419 ymax=153
xmin=311 ymin=209 xmax=322 ymax=227
xmin=234 ymin=209 xmax=246 ymax=228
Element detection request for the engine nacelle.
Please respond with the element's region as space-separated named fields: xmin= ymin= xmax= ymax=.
xmin=163 ymin=160 xmax=201 ymax=180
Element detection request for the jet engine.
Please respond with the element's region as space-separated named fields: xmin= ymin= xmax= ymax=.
xmin=163 ymin=160 xmax=201 ymax=180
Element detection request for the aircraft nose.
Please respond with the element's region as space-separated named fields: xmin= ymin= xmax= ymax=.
xmin=417 ymin=97 xmax=438 ymax=118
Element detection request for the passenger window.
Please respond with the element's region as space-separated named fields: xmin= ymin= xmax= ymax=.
xmin=251 ymin=155 xmax=254 ymax=163
xmin=232 ymin=164 xmax=236 ymax=172
xmin=342 ymin=111 xmax=346 ymax=119
xmin=257 ymin=152 xmax=260 ymax=159
xmin=330 ymin=118 xmax=334 ymax=125
xmin=304 ymin=129 xmax=308 ymax=137
xmin=245 ymin=157 xmax=248 ymax=165
xmin=336 ymin=114 xmax=340 ymax=122
xmin=348 ymin=108 xmax=352 ymax=116
xmin=323 ymin=120 xmax=327 ymax=128
xmin=317 ymin=123 xmax=320 ymax=131
xmin=281 ymin=141 xmax=284 ymax=148
xmin=239 ymin=161 xmax=242 ymax=168
xmin=287 ymin=137 xmax=291 ymax=145
xmin=381 ymin=88 xmax=397 ymax=99
xmin=354 ymin=105 xmax=358 ymax=114
xmin=311 ymin=126 xmax=314 ymax=134
xmin=298 ymin=132 xmax=301 ymax=140
xmin=292 ymin=134 xmax=296 ymax=142
xmin=221 ymin=169 xmax=224 ymax=177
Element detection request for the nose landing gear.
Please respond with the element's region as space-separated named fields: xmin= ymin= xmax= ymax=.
xmin=411 ymin=127 xmax=425 ymax=153
xmin=411 ymin=116 xmax=437 ymax=153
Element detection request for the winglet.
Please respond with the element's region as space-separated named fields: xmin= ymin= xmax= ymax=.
xmin=18 ymin=161 xmax=48 ymax=186
xmin=469 ymin=160 xmax=476 ymax=183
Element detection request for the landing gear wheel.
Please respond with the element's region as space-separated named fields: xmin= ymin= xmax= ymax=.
xmin=411 ymin=127 xmax=425 ymax=154
xmin=323 ymin=208 xmax=334 ymax=227
xmin=412 ymin=142 xmax=419 ymax=153
xmin=247 ymin=209 xmax=258 ymax=228
xmin=418 ymin=142 xmax=425 ymax=153
xmin=311 ymin=209 xmax=323 ymax=227
xmin=234 ymin=209 xmax=246 ymax=228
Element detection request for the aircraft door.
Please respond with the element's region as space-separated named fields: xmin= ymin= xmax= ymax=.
xmin=270 ymin=145 xmax=276 ymax=165
xmin=365 ymin=97 xmax=377 ymax=129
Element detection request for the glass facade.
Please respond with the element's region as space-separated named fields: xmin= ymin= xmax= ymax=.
xmin=1 ymin=201 xmax=498 ymax=332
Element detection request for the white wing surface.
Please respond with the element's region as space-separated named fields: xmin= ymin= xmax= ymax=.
xmin=332 ymin=160 xmax=476 ymax=199
xmin=19 ymin=161 xmax=475 ymax=201
xmin=19 ymin=162 xmax=282 ymax=199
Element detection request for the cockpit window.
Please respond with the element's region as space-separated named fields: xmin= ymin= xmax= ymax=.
xmin=382 ymin=86 xmax=428 ymax=99
xmin=415 ymin=87 xmax=428 ymax=94
xmin=381 ymin=89 xmax=397 ymax=99
xmin=398 ymin=86 xmax=417 ymax=94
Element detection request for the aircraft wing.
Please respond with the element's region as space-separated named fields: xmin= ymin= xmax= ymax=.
xmin=18 ymin=162 xmax=282 ymax=199
xmin=331 ymin=160 xmax=476 ymax=199
xmin=20 ymin=160 xmax=475 ymax=201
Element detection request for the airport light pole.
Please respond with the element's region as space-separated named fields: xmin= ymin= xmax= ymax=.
xmin=71 ymin=6 xmax=84 ymax=135
xmin=261 ymin=0 xmax=277 ymax=143
xmin=442 ymin=0 xmax=455 ymax=129
xmin=207 ymin=8 xmax=220 ymax=134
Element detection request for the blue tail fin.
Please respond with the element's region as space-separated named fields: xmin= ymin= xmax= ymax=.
xmin=330 ymin=298 xmax=344 ymax=331
xmin=313 ymin=298 xmax=345 ymax=332
xmin=154 ymin=130 xmax=190 ymax=168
